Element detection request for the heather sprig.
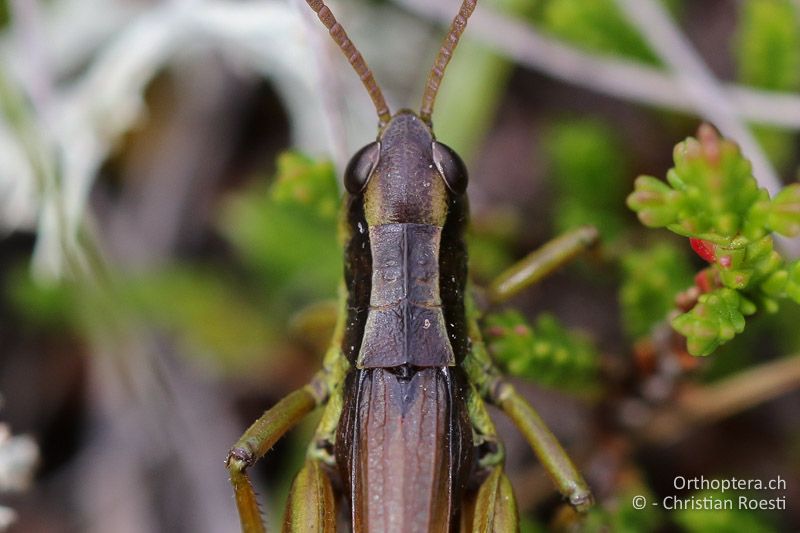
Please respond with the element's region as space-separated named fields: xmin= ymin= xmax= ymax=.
xmin=627 ymin=125 xmax=800 ymax=355
xmin=483 ymin=310 xmax=599 ymax=391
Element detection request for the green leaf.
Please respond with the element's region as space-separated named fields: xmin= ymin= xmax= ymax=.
xmin=7 ymin=268 xmax=79 ymax=331
xmin=766 ymin=183 xmax=800 ymax=236
xmin=673 ymin=490 xmax=777 ymax=533
xmin=546 ymin=119 xmax=629 ymax=240
xmin=269 ymin=151 xmax=340 ymax=220
xmin=0 ymin=2 xmax=8 ymax=29
xmin=627 ymin=175 xmax=679 ymax=228
xmin=539 ymin=0 xmax=660 ymax=63
xmin=620 ymin=243 xmax=694 ymax=340
xmin=218 ymin=152 xmax=340 ymax=302
xmin=484 ymin=310 xmax=599 ymax=392
xmin=736 ymin=0 xmax=800 ymax=92
xmin=124 ymin=268 xmax=275 ymax=367
xmin=664 ymin=126 xmax=767 ymax=243
xmin=629 ymin=125 xmax=800 ymax=356
xmin=786 ymin=260 xmax=800 ymax=303
xmin=715 ymin=236 xmax=783 ymax=290
xmin=672 ymin=288 xmax=755 ymax=356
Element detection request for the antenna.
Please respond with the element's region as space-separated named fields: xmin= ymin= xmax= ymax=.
xmin=305 ymin=0 xmax=392 ymax=126
xmin=419 ymin=0 xmax=478 ymax=125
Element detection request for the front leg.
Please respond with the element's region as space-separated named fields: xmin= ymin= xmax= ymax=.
xmin=226 ymin=383 xmax=325 ymax=533
xmin=487 ymin=226 xmax=599 ymax=305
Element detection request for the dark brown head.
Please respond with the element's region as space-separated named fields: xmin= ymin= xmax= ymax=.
xmin=303 ymin=0 xmax=476 ymax=224
xmin=343 ymin=110 xmax=467 ymax=227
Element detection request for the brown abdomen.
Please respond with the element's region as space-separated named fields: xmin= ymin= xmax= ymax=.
xmin=336 ymin=367 xmax=473 ymax=532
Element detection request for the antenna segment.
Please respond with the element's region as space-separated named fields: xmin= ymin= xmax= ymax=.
xmin=305 ymin=0 xmax=392 ymax=126
xmin=419 ymin=0 xmax=478 ymax=125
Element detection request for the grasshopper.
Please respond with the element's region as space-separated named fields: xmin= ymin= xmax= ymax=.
xmin=226 ymin=1 xmax=596 ymax=530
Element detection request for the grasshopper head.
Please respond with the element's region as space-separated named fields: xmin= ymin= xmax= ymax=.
xmin=345 ymin=110 xmax=468 ymax=227
xmin=304 ymin=0 xmax=475 ymax=228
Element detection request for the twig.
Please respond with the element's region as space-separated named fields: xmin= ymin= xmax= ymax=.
xmin=614 ymin=0 xmax=800 ymax=259
xmin=614 ymin=0 xmax=779 ymax=192
xmin=642 ymin=355 xmax=800 ymax=444
xmin=8 ymin=0 xmax=53 ymax=110
xmin=399 ymin=0 xmax=800 ymax=130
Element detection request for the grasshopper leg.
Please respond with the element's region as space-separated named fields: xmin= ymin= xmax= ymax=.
xmin=463 ymin=295 xmax=594 ymax=512
xmin=487 ymin=226 xmax=599 ymax=305
xmin=463 ymin=380 xmax=518 ymax=532
xmin=490 ymin=379 xmax=593 ymax=512
xmin=482 ymin=226 xmax=597 ymax=511
xmin=282 ymin=458 xmax=337 ymax=533
xmin=462 ymin=466 xmax=519 ymax=533
xmin=226 ymin=384 xmax=324 ymax=533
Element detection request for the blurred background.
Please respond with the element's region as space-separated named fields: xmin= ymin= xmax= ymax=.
xmin=1 ymin=0 xmax=799 ymax=531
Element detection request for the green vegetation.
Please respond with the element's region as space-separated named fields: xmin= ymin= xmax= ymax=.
xmin=620 ymin=243 xmax=694 ymax=340
xmin=628 ymin=125 xmax=800 ymax=354
xmin=735 ymin=0 xmax=800 ymax=169
xmin=545 ymin=119 xmax=629 ymax=241
xmin=484 ymin=310 xmax=599 ymax=392
xmin=537 ymin=0 xmax=659 ymax=63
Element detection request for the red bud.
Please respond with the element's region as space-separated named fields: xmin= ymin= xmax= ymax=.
xmin=689 ymin=238 xmax=716 ymax=262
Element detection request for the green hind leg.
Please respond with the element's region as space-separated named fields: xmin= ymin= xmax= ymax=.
xmin=463 ymin=288 xmax=593 ymax=512
xmin=461 ymin=464 xmax=519 ymax=532
xmin=487 ymin=226 xmax=599 ymax=305
xmin=282 ymin=458 xmax=337 ymax=532
xmin=490 ymin=378 xmax=593 ymax=511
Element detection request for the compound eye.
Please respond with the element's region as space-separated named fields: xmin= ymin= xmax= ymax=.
xmin=344 ymin=142 xmax=380 ymax=193
xmin=432 ymin=141 xmax=468 ymax=194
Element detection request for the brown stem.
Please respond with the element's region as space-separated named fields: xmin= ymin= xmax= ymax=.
xmin=641 ymin=355 xmax=800 ymax=444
